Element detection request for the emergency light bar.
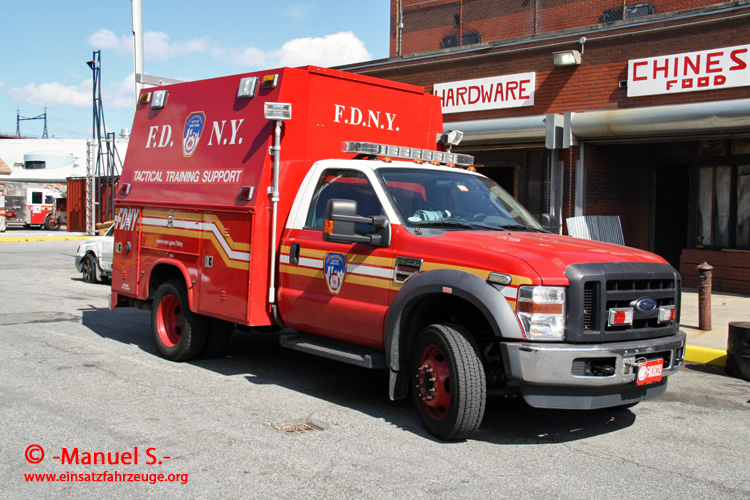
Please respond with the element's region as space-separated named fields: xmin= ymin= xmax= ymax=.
xmin=342 ymin=141 xmax=474 ymax=167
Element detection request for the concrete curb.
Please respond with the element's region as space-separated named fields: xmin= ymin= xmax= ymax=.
xmin=684 ymin=345 xmax=727 ymax=367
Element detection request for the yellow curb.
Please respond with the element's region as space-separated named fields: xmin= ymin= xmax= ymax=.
xmin=685 ymin=345 xmax=727 ymax=367
xmin=0 ymin=236 xmax=92 ymax=242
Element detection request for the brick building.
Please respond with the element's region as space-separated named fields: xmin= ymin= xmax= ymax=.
xmin=340 ymin=0 xmax=750 ymax=294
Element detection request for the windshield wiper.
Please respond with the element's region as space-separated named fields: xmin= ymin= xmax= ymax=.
xmin=497 ymin=224 xmax=547 ymax=232
xmin=415 ymin=221 xmax=474 ymax=229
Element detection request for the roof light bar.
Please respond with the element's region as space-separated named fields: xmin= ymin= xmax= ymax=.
xmin=342 ymin=141 xmax=474 ymax=167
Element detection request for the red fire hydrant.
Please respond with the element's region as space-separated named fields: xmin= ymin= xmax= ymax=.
xmin=696 ymin=262 xmax=713 ymax=331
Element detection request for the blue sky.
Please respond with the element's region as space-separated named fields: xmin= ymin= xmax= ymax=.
xmin=0 ymin=1 xmax=391 ymax=139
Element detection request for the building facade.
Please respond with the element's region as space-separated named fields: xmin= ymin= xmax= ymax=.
xmin=340 ymin=0 xmax=750 ymax=294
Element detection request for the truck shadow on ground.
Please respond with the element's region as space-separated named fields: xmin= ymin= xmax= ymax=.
xmin=82 ymin=306 xmax=636 ymax=444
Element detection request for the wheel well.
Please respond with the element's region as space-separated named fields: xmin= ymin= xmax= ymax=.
xmin=401 ymin=293 xmax=495 ymax=358
xmin=148 ymin=264 xmax=186 ymax=300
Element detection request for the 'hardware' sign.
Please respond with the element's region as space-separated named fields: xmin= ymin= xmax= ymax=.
xmin=434 ymin=73 xmax=535 ymax=113
xmin=628 ymin=45 xmax=749 ymax=97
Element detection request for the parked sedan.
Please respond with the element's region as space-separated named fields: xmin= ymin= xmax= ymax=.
xmin=75 ymin=225 xmax=114 ymax=283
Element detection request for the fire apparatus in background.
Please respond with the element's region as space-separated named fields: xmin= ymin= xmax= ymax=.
xmin=110 ymin=66 xmax=686 ymax=440
xmin=1 ymin=181 xmax=66 ymax=230
xmin=0 ymin=183 xmax=6 ymax=232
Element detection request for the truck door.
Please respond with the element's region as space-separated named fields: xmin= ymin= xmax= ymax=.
xmin=279 ymin=168 xmax=395 ymax=349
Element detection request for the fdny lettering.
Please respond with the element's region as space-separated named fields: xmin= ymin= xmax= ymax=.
xmin=145 ymin=125 xmax=173 ymax=148
xmin=116 ymin=208 xmax=140 ymax=231
xmin=207 ymin=119 xmax=245 ymax=146
xmin=333 ymin=105 xmax=398 ymax=131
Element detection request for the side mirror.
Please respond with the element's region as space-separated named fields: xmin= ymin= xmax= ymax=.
xmin=322 ymin=199 xmax=391 ymax=248
xmin=540 ymin=213 xmax=558 ymax=233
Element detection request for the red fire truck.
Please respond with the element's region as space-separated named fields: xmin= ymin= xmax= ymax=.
xmin=111 ymin=66 xmax=685 ymax=440
xmin=2 ymin=182 xmax=65 ymax=230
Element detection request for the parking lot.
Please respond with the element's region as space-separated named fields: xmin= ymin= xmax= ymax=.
xmin=2 ymin=238 xmax=749 ymax=499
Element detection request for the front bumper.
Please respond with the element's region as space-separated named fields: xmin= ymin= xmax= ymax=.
xmin=501 ymin=331 xmax=686 ymax=409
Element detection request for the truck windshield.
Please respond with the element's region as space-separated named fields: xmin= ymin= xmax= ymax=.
xmin=378 ymin=167 xmax=543 ymax=231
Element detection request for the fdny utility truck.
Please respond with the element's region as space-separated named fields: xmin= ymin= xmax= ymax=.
xmin=111 ymin=66 xmax=685 ymax=440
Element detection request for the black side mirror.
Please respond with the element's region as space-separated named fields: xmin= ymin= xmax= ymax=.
xmin=540 ymin=213 xmax=558 ymax=233
xmin=322 ymin=199 xmax=391 ymax=248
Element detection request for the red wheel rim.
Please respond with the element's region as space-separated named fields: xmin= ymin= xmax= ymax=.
xmin=416 ymin=344 xmax=451 ymax=421
xmin=157 ymin=294 xmax=183 ymax=348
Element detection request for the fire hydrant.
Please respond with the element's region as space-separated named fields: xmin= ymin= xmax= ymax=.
xmin=697 ymin=261 xmax=713 ymax=331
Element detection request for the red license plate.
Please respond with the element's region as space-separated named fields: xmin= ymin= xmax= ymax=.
xmin=637 ymin=359 xmax=663 ymax=385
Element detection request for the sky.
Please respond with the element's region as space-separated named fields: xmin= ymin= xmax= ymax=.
xmin=0 ymin=1 xmax=391 ymax=139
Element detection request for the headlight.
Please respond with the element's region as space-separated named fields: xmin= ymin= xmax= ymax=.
xmin=517 ymin=286 xmax=566 ymax=341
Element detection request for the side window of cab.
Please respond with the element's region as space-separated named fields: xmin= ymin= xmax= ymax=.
xmin=305 ymin=169 xmax=384 ymax=235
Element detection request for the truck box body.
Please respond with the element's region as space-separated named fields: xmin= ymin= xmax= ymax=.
xmin=112 ymin=66 xmax=685 ymax=440
xmin=113 ymin=66 xmax=443 ymax=326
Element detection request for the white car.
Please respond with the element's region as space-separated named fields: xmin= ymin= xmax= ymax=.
xmin=75 ymin=225 xmax=114 ymax=283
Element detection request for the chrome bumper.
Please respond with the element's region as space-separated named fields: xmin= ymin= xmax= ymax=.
xmin=501 ymin=331 xmax=686 ymax=409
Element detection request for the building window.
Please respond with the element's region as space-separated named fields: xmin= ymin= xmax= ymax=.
xmin=697 ymin=164 xmax=750 ymax=250
xmin=737 ymin=165 xmax=750 ymax=248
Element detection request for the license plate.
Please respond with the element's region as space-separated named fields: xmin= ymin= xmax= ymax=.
xmin=637 ymin=359 xmax=663 ymax=386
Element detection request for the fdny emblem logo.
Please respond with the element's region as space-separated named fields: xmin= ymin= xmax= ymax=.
xmin=324 ymin=252 xmax=347 ymax=294
xmin=183 ymin=112 xmax=206 ymax=157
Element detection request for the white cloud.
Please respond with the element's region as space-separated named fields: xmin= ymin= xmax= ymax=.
xmin=275 ymin=32 xmax=371 ymax=67
xmin=107 ymin=74 xmax=137 ymax=110
xmin=88 ymin=28 xmax=131 ymax=55
xmin=285 ymin=4 xmax=313 ymax=19
xmin=7 ymin=80 xmax=92 ymax=108
xmin=88 ymin=29 xmax=211 ymax=61
xmin=143 ymin=32 xmax=212 ymax=61
xmin=228 ymin=32 xmax=371 ymax=70
xmin=5 ymin=74 xmax=134 ymax=112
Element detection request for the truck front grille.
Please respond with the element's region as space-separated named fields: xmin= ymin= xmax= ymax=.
xmin=567 ymin=262 xmax=681 ymax=343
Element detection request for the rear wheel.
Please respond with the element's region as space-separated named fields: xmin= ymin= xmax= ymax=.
xmin=151 ymin=280 xmax=207 ymax=361
xmin=201 ymin=318 xmax=234 ymax=358
xmin=410 ymin=323 xmax=486 ymax=441
xmin=81 ymin=254 xmax=98 ymax=283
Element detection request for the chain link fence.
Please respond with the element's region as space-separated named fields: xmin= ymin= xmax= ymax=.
xmin=395 ymin=0 xmax=724 ymax=56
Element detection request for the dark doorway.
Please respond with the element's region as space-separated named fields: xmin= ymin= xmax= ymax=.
xmin=481 ymin=165 xmax=516 ymax=195
xmin=654 ymin=164 xmax=690 ymax=268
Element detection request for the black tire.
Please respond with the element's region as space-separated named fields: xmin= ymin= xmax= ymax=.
xmin=44 ymin=213 xmax=60 ymax=231
xmin=201 ymin=318 xmax=234 ymax=358
xmin=151 ymin=280 xmax=207 ymax=361
xmin=81 ymin=254 xmax=98 ymax=283
xmin=410 ymin=323 xmax=486 ymax=440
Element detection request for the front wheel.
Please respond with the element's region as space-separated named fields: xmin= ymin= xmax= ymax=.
xmin=81 ymin=254 xmax=98 ymax=283
xmin=410 ymin=323 xmax=486 ymax=440
xmin=44 ymin=213 xmax=60 ymax=231
xmin=151 ymin=280 xmax=207 ymax=361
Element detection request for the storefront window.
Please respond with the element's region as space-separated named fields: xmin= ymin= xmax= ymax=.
xmin=698 ymin=164 xmax=750 ymax=250
xmin=738 ymin=165 xmax=750 ymax=248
